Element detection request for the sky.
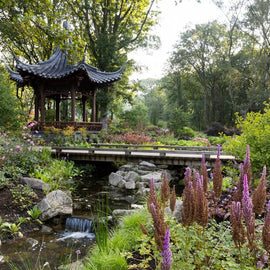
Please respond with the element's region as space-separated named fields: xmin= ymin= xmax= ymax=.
xmin=130 ymin=0 xmax=226 ymax=80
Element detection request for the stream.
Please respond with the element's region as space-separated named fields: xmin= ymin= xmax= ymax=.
xmin=0 ymin=163 xmax=140 ymax=270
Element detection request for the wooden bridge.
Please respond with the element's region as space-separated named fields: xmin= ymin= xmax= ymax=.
xmin=51 ymin=144 xmax=236 ymax=167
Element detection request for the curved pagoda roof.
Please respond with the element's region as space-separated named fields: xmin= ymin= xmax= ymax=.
xmin=8 ymin=47 xmax=124 ymax=88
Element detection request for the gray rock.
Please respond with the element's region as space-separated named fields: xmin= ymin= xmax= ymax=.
xmin=125 ymin=181 xmax=136 ymax=189
xmin=26 ymin=237 xmax=39 ymax=248
xmin=41 ymin=225 xmax=53 ymax=234
xmin=138 ymin=161 xmax=156 ymax=171
xmin=116 ymin=170 xmax=125 ymax=177
xmin=0 ymin=255 xmax=4 ymax=263
xmin=135 ymin=182 xmax=146 ymax=189
xmin=119 ymin=164 xmax=136 ymax=171
xmin=112 ymin=209 xmax=136 ymax=217
xmin=37 ymin=190 xmax=73 ymax=221
xmin=165 ymin=200 xmax=183 ymax=222
xmin=137 ymin=170 xmax=153 ymax=175
xmin=117 ymin=179 xmax=126 ymax=188
xmin=131 ymin=204 xmax=144 ymax=209
xmin=141 ymin=171 xmax=163 ymax=184
xmin=109 ymin=172 xmax=123 ymax=186
xmin=20 ymin=177 xmax=51 ymax=191
xmin=136 ymin=187 xmax=150 ymax=196
xmin=124 ymin=171 xmax=139 ymax=182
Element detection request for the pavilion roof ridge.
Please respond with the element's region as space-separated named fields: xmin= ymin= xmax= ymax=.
xmin=7 ymin=46 xmax=125 ymax=86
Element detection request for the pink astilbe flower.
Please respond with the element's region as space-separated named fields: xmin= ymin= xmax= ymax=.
xmin=161 ymin=171 xmax=170 ymax=205
xmin=150 ymin=203 xmax=167 ymax=251
xmin=252 ymin=166 xmax=267 ymax=215
xmin=242 ymin=174 xmax=253 ymax=222
xmin=181 ymin=181 xmax=196 ymax=226
xmin=161 ymin=227 xmax=172 ymax=270
xmin=192 ymin=169 xmax=197 ymax=192
xmin=212 ymin=145 xmax=223 ymax=199
xmin=147 ymin=178 xmax=159 ymax=213
xmin=233 ymin=163 xmax=244 ymax=202
xmin=262 ymin=201 xmax=270 ymax=253
xmin=195 ymin=174 xmax=208 ymax=227
xmin=230 ymin=201 xmax=246 ymax=248
xmin=184 ymin=167 xmax=192 ymax=186
xmin=244 ymin=145 xmax=252 ymax=186
xmin=200 ymin=153 xmax=208 ymax=193
xmin=242 ymin=174 xmax=256 ymax=250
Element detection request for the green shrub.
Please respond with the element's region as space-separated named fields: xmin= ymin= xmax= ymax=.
xmin=177 ymin=126 xmax=195 ymax=139
xmin=223 ymin=102 xmax=270 ymax=172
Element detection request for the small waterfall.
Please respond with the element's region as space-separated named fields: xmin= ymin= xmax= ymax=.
xmin=65 ymin=217 xmax=94 ymax=233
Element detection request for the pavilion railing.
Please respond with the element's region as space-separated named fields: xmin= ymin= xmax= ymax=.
xmin=35 ymin=121 xmax=103 ymax=131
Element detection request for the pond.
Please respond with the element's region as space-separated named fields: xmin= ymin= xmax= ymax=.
xmin=0 ymin=163 xmax=140 ymax=270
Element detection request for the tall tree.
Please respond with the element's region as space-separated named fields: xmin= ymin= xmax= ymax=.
xmin=0 ymin=0 xmax=158 ymax=129
xmin=65 ymin=0 xmax=158 ymax=128
xmin=243 ymin=0 xmax=270 ymax=111
xmin=169 ymin=21 xmax=228 ymax=129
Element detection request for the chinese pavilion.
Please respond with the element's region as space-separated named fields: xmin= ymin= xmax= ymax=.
xmin=7 ymin=47 xmax=124 ymax=131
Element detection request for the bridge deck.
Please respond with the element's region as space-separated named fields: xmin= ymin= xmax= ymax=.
xmin=51 ymin=145 xmax=235 ymax=167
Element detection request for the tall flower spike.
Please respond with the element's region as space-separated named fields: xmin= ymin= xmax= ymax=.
xmin=213 ymin=145 xmax=223 ymax=199
xmin=161 ymin=227 xmax=172 ymax=270
xmin=181 ymin=181 xmax=196 ymax=226
xmin=184 ymin=167 xmax=192 ymax=186
xmin=244 ymin=145 xmax=252 ymax=186
xmin=217 ymin=144 xmax=221 ymax=158
xmin=200 ymin=153 xmax=208 ymax=193
xmin=242 ymin=174 xmax=253 ymax=223
xmin=252 ymin=166 xmax=267 ymax=215
xmin=195 ymin=174 xmax=208 ymax=227
xmin=147 ymin=178 xmax=159 ymax=213
xmin=230 ymin=201 xmax=246 ymax=248
xmin=242 ymin=174 xmax=256 ymax=250
xmin=192 ymin=169 xmax=197 ymax=192
xmin=150 ymin=203 xmax=167 ymax=251
xmin=262 ymin=200 xmax=270 ymax=253
xmin=233 ymin=163 xmax=244 ymax=202
xmin=161 ymin=171 xmax=170 ymax=205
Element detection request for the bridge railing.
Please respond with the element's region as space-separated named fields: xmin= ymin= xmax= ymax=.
xmin=90 ymin=143 xmax=220 ymax=152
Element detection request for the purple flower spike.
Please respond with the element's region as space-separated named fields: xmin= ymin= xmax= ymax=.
xmin=263 ymin=166 xmax=267 ymax=178
xmin=202 ymin=153 xmax=205 ymax=162
xmin=184 ymin=167 xmax=191 ymax=185
xmin=242 ymin=174 xmax=253 ymax=222
xmin=217 ymin=145 xmax=221 ymax=158
xmin=245 ymin=145 xmax=250 ymax=164
xmin=150 ymin=202 xmax=156 ymax=214
xmin=161 ymin=227 xmax=172 ymax=270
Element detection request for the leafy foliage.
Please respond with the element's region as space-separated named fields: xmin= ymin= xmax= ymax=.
xmin=224 ymin=102 xmax=270 ymax=172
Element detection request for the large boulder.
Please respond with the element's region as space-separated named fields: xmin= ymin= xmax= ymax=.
xmin=109 ymin=172 xmax=123 ymax=187
xmin=124 ymin=171 xmax=139 ymax=182
xmin=20 ymin=177 xmax=51 ymax=191
xmin=140 ymin=171 xmax=163 ymax=184
xmin=138 ymin=161 xmax=156 ymax=171
xmin=37 ymin=190 xmax=73 ymax=221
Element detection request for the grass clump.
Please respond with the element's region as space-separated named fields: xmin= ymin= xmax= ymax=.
xmin=83 ymin=208 xmax=150 ymax=269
